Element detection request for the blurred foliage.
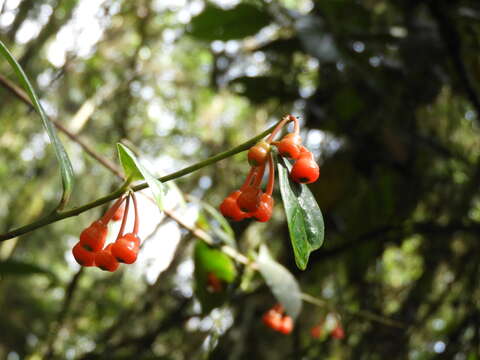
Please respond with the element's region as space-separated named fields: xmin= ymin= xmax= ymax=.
xmin=0 ymin=0 xmax=480 ymax=359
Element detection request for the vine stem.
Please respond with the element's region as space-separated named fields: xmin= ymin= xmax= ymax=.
xmin=0 ymin=121 xmax=280 ymax=242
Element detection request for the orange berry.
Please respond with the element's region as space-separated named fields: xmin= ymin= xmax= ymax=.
xmin=111 ymin=233 xmax=140 ymax=264
xmin=331 ymin=326 xmax=345 ymax=339
xmin=278 ymin=316 xmax=294 ymax=335
xmin=236 ymin=186 xmax=262 ymax=213
xmin=95 ymin=244 xmax=119 ymax=272
xmin=291 ymin=156 xmax=320 ymax=184
xmin=310 ymin=324 xmax=322 ymax=339
xmin=248 ymin=141 xmax=270 ymax=166
xmin=79 ymin=220 xmax=108 ymax=252
xmin=251 ymin=193 xmax=274 ymax=222
xmin=220 ymin=190 xmax=249 ymax=221
xmin=277 ymin=134 xmax=302 ymax=159
xmin=72 ymin=242 xmax=96 ymax=267
xmin=263 ymin=310 xmax=283 ymax=331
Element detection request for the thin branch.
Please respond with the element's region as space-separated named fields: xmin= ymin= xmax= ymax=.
xmin=300 ymin=293 xmax=406 ymax=329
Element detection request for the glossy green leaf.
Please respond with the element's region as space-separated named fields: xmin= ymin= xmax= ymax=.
xmin=117 ymin=143 xmax=165 ymax=211
xmin=193 ymin=241 xmax=237 ymax=312
xmin=0 ymin=40 xmax=74 ymax=208
xmin=278 ymin=157 xmax=325 ymax=270
xmin=257 ymin=245 xmax=302 ymax=319
xmin=188 ymin=3 xmax=271 ymax=41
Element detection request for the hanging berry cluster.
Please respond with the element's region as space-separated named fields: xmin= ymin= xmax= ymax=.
xmin=262 ymin=304 xmax=294 ymax=335
xmin=220 ymin=115 xmax=320 ymax=222
xmin=72 ymin=192 xmax=142 ymax=272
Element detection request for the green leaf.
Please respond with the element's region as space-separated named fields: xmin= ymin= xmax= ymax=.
xmin=0 ymin=40 xmax=74 ymax=208
xmin=0 ymin=260 xmax=56 ymax=280
xmin=257 ymin=245 xmax=302 ymax=319
xmin=277 ymin=157 xmax=325 ymax=270
xmin=188 ymin=3 xmax=271 ymax=41
xmin=193 ymin=241 xmax=237 ymax=313
xmin=117 ymin=143 xmax=165 ymax=211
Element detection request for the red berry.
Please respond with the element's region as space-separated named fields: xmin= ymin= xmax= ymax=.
xmin=310 ymin=324 xmax=322 ymax=339
xmin=291 ymin=156 xmax=320 ymax=184
xmin=248 ymin=141 xmax=270 ymax=166
xmin=220 ymin=190 xmax=249 ymax=221
xmin=236 ymin=186 xmax=262 ymax=213
xmin=112 ymin=204 xmax=125 ymax=221
xmin=251 ymin=193 xmax=274 ymax=222
xmin=278 ymin=316 xmax=294 ymax=335
xmin=72 ymin=242 xmax=96 ymax=267
xmin=111 ymin=233 xmax=140 ymax=264
xmin=331 ymin=326 xmax=345 ymax=339
xmin=206 ymin=272 xmax=223 ymax=293
xmin=79 ymin=221 xmax=108 ymax=252
xmin=277 ymin=134 xmax=302 ymax=159
xmin=262 ymin=310 xmax=283 ymax=331
xmin=95 ymin=244 xmax=119 ymax=272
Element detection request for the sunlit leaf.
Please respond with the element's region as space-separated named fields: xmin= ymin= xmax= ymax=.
xmin=117 ymin=143 xmax=165 ymax=212
xmin=277 ymin=157 xmax=325 ymax=270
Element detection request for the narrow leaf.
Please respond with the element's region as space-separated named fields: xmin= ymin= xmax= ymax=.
xmin=0 ymin=40 xmax=74 ymax=208
xmin=117 ymin=144 xmax=165 ymax=211
xmin=193 ymin=241 xmax=237 ymax=312
xmin=278 ymin=157 xmax=325 ymax=270
xmin=257 ymin=245 xmax=302 ymax=319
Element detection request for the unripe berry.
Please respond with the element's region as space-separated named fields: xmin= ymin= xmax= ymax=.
xmin=95 ymin=244 xmax=119 ymax=272
xmin=248 ymin=141 xmax=270 ymax=166
xmin=331 ymin=326 xmax=345 ymax=339
xmin=72 ymin=242 xmax=96 ymax=267
xmin=277 ymin=134 xmax=302 ymax=159
xmin=291 ymin=156 xmax=320 ymax=184
xmin=252 ymin=193 xmax=274 ymax=222
xmin=112 ymin=233 xmax=140 ymax=264
xmin=278 ymin=316 xmax=294 ymax=335
xmin=236 ymin=186 xmax=262 ymax=213
xmin=79 ymin=220 xmax=108 ymax=252
xmin=220 ymin=190 xmax=249 ymax=221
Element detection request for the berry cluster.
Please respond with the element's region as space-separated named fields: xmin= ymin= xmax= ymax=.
xmin=72 ymin=192 xmax=142 ymax=272
xmin=310 ymin=322 xmax=345 ymax=340
xmin=262 ymin=304 xmax=294 ymax=335
xmin=220 ymin=115 xmax=320 ymax=222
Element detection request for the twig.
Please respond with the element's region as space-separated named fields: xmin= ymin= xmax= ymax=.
xmin=300 ymin=293 xmax=406 ymax=329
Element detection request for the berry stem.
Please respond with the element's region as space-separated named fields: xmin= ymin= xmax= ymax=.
xmin=241 ymin=166 xmax=258 ymax=191
xmin=116 ymin=194 xmax=130 ymax=240
xmin=266 ymin=114 xmax=294 ymax=143
xmin=290 ymin=115 xmax=300 ymax=135
xmin=253 ymin=162 xmax=267 ymax=188
xmin=266 ymin=153 xmax=275 ymax=196
xmin=100 ymin=195 xmax=126 ymax=225
xmin=131 ymin=192 xmax=139 ymax=235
